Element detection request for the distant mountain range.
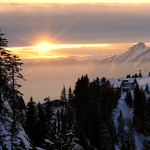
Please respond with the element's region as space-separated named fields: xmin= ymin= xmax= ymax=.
xmin=23 ymin=42 xmax=150 ymax=78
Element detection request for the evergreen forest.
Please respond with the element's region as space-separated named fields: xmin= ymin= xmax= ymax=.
xmin=1 ymin=29 xmax=150 ymax=150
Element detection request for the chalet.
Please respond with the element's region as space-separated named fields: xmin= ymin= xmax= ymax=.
xmin=99 ymin=78 xmax=138 ymax=93
xmin=120 ymin=78 xmax=138 ymax=92
xmin=50 ymin=99 xmax=65 ymax=108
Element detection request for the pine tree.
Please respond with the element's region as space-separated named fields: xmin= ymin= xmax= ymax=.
xmin=108 ymin=116 xmax=118 ymax=150
xmin=126 ymin=74 xmax=131 ymax=78
xmin=133 ymin=84 xmax=147 ymax=134
xmin=57 ymin=110 xmax=61 ymax=133
xmin=73 ymin=75 xmax=93 ymax=149
xmin=25 ymin=97 xmax=37 ymax=145
xmin=100 ymin=77 xmax=112 ymax=92
xmin=60 ymin=108 xmax=67 ymax=134
xmin=125 ymin=91 xmax=133 ymax=108
xmin=60 ymin=85 xmax=67 ymax=104
xmin=0 ymin=29 xmax=13 ymax=115
xmin=0 ymin=29 xmax=26 ymax=149
xmin=66 ymin=87 xmax=74 ymax=129
xmin=68 ymin=86 xmax=73 ymax=103
xmin=143 ymin=140 xmax=150 ymax=150
xmin=44 ymin=97 xmax=52 ymax=132
xmin=0 ymin=30 xmax=9 ymax=114
xmin=134 ymin=74 xmax=138 ymax=78
xmin=117 ymin=110 xmax=127 ymax=149
xmin=5 ymin=49 xmax=25 ymax=129
xmin=145 ymin=83 xmax=149 ymax=94
xmin=126 ymin=119 xmax=136 ymax=150
xmin=36 ymin=102 xmax=47 ymax=146
xmin=147 ymin=97 xmax=150 ymax=135
xmin=139 ymin=72 xmax=142 ymax=78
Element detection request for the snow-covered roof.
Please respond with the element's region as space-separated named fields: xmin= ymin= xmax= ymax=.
xmin=121 ymin=78 xmax=136 ymax=84
xmin=107 ymin=78 xmax=122 ymax=88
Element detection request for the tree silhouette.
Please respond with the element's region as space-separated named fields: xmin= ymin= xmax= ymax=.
xmin=0 ymin=29 xmax=9 ymax=114
xmin=125 ymin=91 xmax=132 ymax=108
xmin=25 ymin=97 xmax=37 ymax=145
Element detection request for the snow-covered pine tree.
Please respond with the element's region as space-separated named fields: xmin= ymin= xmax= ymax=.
xmin=0 ymin=29 xmax=30 ymax=150
xmin=57 ymin=109 xmax=61 ymax=133
xmin=0 ymin=29 xmax=9 ymax=115
xmin=126 ymin=119 xmax=136 ymax=150
xmin=117 ymin=110 xmax=127 ymax=149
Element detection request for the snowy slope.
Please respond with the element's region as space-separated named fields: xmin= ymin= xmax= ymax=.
xmin=113 ymin=92 xmax=144 ymax=150
xmin=0 ymin=96 xmax=31 ymax=149
xmin=113 ymin=76 xmax=150 ymax=150
xmin=137 ymin=76 xmax=150 ymax=90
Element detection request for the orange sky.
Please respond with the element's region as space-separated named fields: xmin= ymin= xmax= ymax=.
xmin=2 ymin=2 xmax=150 ymax=59
xmin=2 ymin=0 xmax=150 ymax=3
xmin=7 ymin=43 xmax=111 ymax=58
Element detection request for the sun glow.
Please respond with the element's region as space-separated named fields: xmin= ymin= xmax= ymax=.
xmin=34 ymin=42 xmax=52 ymax=54
xmin=7 ymin=43 xmax=112 ymax=58
xmin=8 ymin=42 xmax=139 ymax=59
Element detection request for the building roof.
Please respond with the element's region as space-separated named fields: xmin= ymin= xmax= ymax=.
xmin=107 ymin=78 xmax=122 ymax=88
xmin=99 ymin=78 xmax=137 ymax=88
xmin=121 ymin=78 xmax=136 ymax=84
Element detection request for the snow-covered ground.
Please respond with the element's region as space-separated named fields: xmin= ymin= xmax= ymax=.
xmin=113 ymin=76 xmax=150 ymax=150
xmin=113 ymin=92 xmax=144 ymax=149
xmin=137 ymin=76 xmax=150 ymax=90
xmin=0 ymin=96 xmax=31 ymax=149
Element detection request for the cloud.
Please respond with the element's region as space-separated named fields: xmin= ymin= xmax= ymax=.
xmin=1 ymin=3 xmax=150 ymax=48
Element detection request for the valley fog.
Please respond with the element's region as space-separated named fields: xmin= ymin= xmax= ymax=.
xmin=20 ymin=60 xmax=149 ymax=103
xmin=20 ymin=43 xmax=150 ymax=103
xmin=20 ymin=62 xmax=98 ymax=103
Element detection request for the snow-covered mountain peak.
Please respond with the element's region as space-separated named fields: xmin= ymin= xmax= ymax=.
xmin=135 ymin=42 xmax=145 ymax=49
xmin=128 ymin=42 xmax=146 ymax=53
xmin=116 ymin=42 xmax=150 ymax=63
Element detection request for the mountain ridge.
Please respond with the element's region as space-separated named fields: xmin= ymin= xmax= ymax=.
xmin=94 ymin=42 xmax=150 ymax=78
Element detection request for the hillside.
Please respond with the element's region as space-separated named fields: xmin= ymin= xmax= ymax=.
xmin=113 ymin=92 xmax=144 ymax=150
xmin=0 ymin=96 xmax=31 ymax=149
xmin=113 ymin=75 xmax=150 ymax=149
xmin=1 ymin=75 xmax=150 ymax=149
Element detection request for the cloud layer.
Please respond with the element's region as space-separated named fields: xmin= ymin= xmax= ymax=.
xmin=1 ymin=3 xmax=150 ymax=47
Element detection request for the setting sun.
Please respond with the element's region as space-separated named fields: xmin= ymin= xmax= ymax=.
xmin=34 ymin=42 xmax=52 ymax=54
